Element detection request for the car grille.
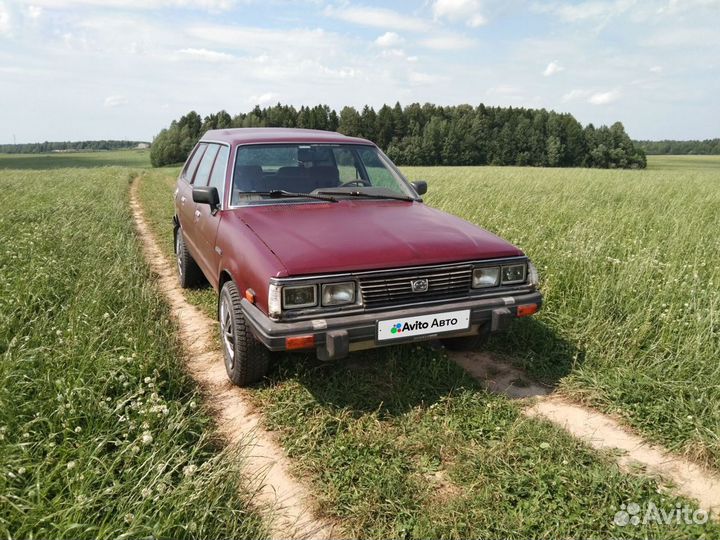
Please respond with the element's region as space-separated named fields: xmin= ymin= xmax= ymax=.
xmin=358 ymin=265 xmax=473 ymax=309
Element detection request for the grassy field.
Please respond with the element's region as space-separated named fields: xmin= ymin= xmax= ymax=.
xmin=0 ymin=165 xmax=265 ymax=538
xmin=0 ymin=149 xmax=151 ymax=169
xmin=645 ymin=154 xmax=720 ymax=171
xmin=135 ymin=155 xmax=720 ymax=538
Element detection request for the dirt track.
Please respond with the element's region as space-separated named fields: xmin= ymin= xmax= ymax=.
xmin=447 ymin=350 xmax=720 ymax=517
xmin=129 ymin=178 xmax=339 ymax=540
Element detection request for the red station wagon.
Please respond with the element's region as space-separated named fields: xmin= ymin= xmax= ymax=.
xmin=174 ymin=128 xmax=542 ymax=386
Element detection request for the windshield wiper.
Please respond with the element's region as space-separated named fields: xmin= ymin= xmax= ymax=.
xmin=237 ymin=190 xmax=338 ymax=203
xmin=316 ymin=190 xmax=415 ymax=202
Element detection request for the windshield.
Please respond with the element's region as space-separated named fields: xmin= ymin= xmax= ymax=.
xmin=231 ymin=143 xmax=416 ymax=206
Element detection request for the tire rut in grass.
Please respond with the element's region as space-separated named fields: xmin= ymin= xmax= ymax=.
xmin=129 ymin=176 xmax=339 ymax=540
xmin=452 ymin=350 xmax=720 ymax=518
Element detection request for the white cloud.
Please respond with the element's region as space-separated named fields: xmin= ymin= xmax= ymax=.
xmin=562 ymin=88 xmax=620 ymax=104
xmin=0 ymin=3 xmax=10 ymax=35
xmin=488 ymin=84 xmax=521 ymax=95
xmin=659 ymin=0 xmax=720 ymax=14
xmin=543 ymin=60 xmax=564 ymax=76
xmin=187 ymin=25 xmax=341 ymax=53
xmin=643 ymin=27 xmax=719 ymax=48
xmin=17 ymin=0 xmax=236 ymax=9
xmin=534 ymin=0 xmax=633 ymax=23
xmin=562 ymin=89 xmax=591 ymax=101
xmin=420 ymin=34 xmax=476 ymax=50
xmin=649 ymin=65 xmax=663 ymax=73
xmin=374 ymin=31 xmax=402 ymax=48
xmin=27 ymin=5 xmax=43 ymax=19
xmin=588 ymin=89 xmax=620 ymax=105
xmin=432 ymin=0 xmax=487 ymax=27
xmin=379 ymin=48 xmax=417 ymax=63
xmin=177 ymin=47 xmax=234 ymax=62
xmin=408 ymin=71 xmax=440 ymax=84
xmin=323 ymin=4 xmax=429 ymax=32
xmin=249 ymin=92 xmax=279 ymax=106
xmin=104 ymin=95 xmax=128 ymax=107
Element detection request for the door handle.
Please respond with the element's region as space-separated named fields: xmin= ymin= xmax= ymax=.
xmin=194 ymin=210 xmax=201 ymax=218
xmin=180 ymin=196 xmax=186 ymax=204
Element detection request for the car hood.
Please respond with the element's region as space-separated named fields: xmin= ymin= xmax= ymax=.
xmin=236 ymin=200 xmax=523 ymax=276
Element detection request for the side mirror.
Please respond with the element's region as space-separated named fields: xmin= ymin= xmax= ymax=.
xmin=192 ymin=186 xmax=220 ymax=209
xmin=411 ymin=181 xmax=427 ymax=196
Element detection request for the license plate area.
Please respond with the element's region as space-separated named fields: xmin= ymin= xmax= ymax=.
xmin=377 ymin=309 xmax=471 ymax=341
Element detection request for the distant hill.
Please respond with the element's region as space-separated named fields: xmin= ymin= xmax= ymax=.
xmin=634 ymin=139 xmax=720 ymax=155
xmin=0 ymin=140 xmax=150 ymax=154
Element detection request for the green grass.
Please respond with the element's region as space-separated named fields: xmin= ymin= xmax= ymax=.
xmin=136 ymin=155 xmax=720 ymax=538
xmin=412 ymin=162 xmax=720 ymax=467
xmin=0 ymin=149 xmax=152 ymax=169
xmin=0 ymin=167 xmax=265 ymax=539
xmin=646 ymin=154 xmax=720 ymax=171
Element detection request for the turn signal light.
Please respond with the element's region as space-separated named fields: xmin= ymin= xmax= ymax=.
xmin=285 ymin=335 xmax=315 ymax=350
xmin=517 ymin=304 xmax=538 ymax=317
xmin=245 ymin=289 xmax=256 ymax=303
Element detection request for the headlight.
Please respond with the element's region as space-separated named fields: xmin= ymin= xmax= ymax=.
xmin=527 ymin=261 xmax=539 ymax=287
xmin=268 ymin=283 xmax=282 ymax=318
xmin=502 ymin=264 xmax=526 ymax=284
xmin=282 ymin=285 xmax=317 ymax=309
xmin=322 ymin=282 xmax=356 ymax=306
xmin=472 ymin=266 xmax=500 ymax=288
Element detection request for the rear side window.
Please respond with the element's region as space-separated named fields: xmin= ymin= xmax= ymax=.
xmin=208 ymin=145 xmax=229 ymax=194
xmin=194 ymin=144 xmax=220 ymax=186
xmin=182 ymin=143 xmax=207 ymax=183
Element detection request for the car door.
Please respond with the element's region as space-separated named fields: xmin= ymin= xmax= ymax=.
xmin=186 ymin=143 xmax=221 ymax=281
xmin=176 ymin=143 xmax=207 ymax=242
xmin=194 ymin=144 xmax=230 ymax=286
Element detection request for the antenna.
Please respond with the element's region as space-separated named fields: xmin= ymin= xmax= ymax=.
xmin=13 ymin=133 xmax=16 ymax=145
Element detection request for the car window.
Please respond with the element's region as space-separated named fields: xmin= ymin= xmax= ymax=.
xmin=358 ymin=147 xmax=397 ymax=190
xmin=236 ymin=146 xmax=297 ymax=173
xmin=208 ymin=145 xmax=229 ymax=195
xmin=183 ymin=143 xmax=207 ymax=183
xmin=332 ymin=147 xmax=363 ymax=183
xmin=194 ymin=144 xmax=220 ymax=186
xmin=232 ymin=143 xmax=414 ymax=205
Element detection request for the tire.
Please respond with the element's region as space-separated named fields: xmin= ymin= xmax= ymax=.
xmin=440 ymin=324 xmax=490 ymax=351
xmin=218 ymin=281 xmax=270 ymax=386
xmin=175 ymin=228 xmax=202 ymax=289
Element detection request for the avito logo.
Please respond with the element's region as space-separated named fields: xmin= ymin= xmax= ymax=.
xmin=389 ymin=317 xmax=460 ymax=334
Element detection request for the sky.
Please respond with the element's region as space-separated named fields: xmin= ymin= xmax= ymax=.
xmin=0 ymin=0 xmax=718 ymax=143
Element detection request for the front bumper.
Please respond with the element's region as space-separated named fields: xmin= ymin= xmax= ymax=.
xmin=241 ymin=290 xmax=542 ymax=360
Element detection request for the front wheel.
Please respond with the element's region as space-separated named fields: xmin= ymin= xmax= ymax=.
xmin=219 ymin=281 xmax=270 ymax=386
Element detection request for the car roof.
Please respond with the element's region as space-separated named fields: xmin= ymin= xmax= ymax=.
xmin=201 ymin=127 xmax=375 ymax=146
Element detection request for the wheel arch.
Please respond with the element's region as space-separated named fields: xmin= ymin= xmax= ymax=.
xmin=217 ymin=269 xmax=235 ymax=319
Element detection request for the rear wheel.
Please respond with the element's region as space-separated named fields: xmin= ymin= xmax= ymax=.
xmin=219 ymin=281 xmax=270 ymax=386
xmin=175 ymin=229 xmax=202 ymax=288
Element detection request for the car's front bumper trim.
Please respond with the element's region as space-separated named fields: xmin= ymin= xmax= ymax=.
xmin=240 ymin=290 xmax=542 ymax=361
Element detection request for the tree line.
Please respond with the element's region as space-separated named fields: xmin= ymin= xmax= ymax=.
xmin=0 ymin=140 xmax=148 ymax=154
xmin=634 ymin=139 xmax=720 ymax=155
xmin=150 ymin=103 xmax=646 ymax=169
